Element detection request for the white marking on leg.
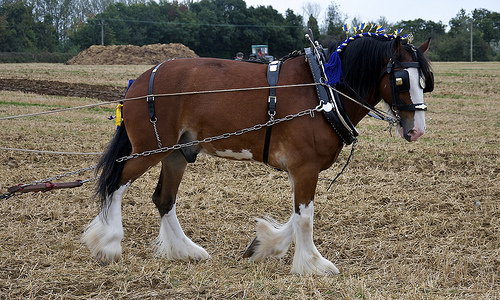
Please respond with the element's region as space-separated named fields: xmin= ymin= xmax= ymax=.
xmin=291 ymin=202 xmax=339 ymax=275
xmin=154 ymin=203 xmax=210 ymax=261
xmin=82 ymin=183 xmax=129 ymax=264
xmin=215 ymin=149 xmax=253 ymax=160
xmin=248 ymin=215 xmax=295 ymax=261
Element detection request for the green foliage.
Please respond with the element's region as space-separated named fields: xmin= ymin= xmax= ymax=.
xmin=324 ymin=1 xmax=347 ymax=40
xmin=307 ymin=14 xmax=320 ymax=41
xmin=1 ymin=0 xmax=499 ymax=61
xmin=66 ymin=0 xmax=304 ymax=59
xmin=0 ymin=51 xmax=75 ymax=63
xmin=0 ymin=1 xmax=60 ymax=53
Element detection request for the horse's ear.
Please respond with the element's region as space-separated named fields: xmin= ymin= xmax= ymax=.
xmin=419 ymin=37 xmax=432 ymax=53
xmin=392 ymin=36 xmax=402 ymax=55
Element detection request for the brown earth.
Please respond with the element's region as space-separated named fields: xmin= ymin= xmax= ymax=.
xmin=0 ymin=43 xmax=199 ymax=100
xmin=0 ymin=78 xmax=125 ymax=101
xmin=65 ymin=43 xmax=199 ymax=65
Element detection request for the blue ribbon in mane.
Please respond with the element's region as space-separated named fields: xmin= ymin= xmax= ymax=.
xmin=324 ymin=29 xmax=410 ymax=87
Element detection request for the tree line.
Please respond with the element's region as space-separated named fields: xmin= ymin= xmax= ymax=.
xmin=1 ymin=0 xmax=499 ymax=61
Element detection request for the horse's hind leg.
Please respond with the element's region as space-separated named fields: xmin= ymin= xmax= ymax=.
xmin=153 ymin=150 xmax=210 ymax=261
xmin=82 ymin=155 xmax=164 ymax=264
xmin=82 ymin=183 xmax=129 ymax=264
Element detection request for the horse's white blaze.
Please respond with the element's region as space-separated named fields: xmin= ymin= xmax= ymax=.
xmin=381 ymin=69 xmax=427 ymax=142
xmin=215 ymin=149 xmax=253 ymax=160
xmin=407 ymin=67 xmax=426 ymax=141
xmin=82 ymin=183 xmax=129 ymax=263
xmin=154 ymin=203 xmax=210 ymax=261
xmin=291 ymin=202 xmax=339 ymax=275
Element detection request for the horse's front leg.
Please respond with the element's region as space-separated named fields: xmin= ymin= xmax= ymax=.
xmin=243 ymin=165 xmax=339 ymax=275
xmin=289 ymin=165 xmax=339 ymax=275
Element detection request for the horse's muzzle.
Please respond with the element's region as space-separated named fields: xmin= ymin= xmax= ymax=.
xmin=399 ymin=126 xmax=425 ymax=142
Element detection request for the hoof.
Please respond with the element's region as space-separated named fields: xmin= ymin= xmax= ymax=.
xmin=291 ymin=252 xmax=340 ymax=275
xmin=242 ymin=237 xmax=259 ymax=258
xmin=82 ymin=215 xmax=123 ymax=264
xmin=154 ymin=235 xmax=211 ymax=261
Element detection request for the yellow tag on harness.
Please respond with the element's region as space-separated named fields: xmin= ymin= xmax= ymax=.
xmin=116 ymin=104 xmax=123 ymax=128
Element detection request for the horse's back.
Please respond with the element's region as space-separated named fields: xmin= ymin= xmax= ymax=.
xmin=122 ymin=57 xmax=341 ymax=170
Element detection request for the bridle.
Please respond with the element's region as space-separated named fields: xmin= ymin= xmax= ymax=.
xmin=383 ymin=45 xmax=434 ymax=114
xmin=322 ymin=31 xmax=434 ymax=128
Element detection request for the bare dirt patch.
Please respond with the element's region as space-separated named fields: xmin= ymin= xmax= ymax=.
xmin=0 ymin=43 xmax=199 ymax=100
xmin=0 ymin=78 xmax=124 ymax=101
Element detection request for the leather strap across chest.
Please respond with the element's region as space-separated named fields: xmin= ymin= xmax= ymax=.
xmin=304 ymin=47 xmax=358 ymax=145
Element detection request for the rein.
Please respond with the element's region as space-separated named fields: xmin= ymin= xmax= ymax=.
xmin=0 ymin=83 xmax=319 ymax=121
xmin=0 ymin=82 xmax=397 ymax=128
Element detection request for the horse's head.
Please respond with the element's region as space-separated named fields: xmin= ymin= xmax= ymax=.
xmin=379 ymin=37 xmax=433 ymax=142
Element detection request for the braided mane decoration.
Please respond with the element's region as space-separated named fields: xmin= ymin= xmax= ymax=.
xmin=325 ymin=24 xmax=412 ymax=86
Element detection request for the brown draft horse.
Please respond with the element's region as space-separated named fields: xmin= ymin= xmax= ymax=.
xmin=82 ymin=35 xmax=432 ymax=275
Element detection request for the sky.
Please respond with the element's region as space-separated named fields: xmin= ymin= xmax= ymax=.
xmin=243 ymin=0 xmax=500 ymax=28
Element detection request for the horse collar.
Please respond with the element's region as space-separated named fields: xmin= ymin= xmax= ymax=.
xmin=304 ymin=47 xmax=358 ymax=145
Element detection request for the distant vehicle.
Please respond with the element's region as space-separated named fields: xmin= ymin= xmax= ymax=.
xmin=251 ymin=45 xmax=274 ymax=62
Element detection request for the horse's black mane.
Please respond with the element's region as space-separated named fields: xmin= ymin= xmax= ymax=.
xmin=326 ymin=36 xmax=432 ymax=99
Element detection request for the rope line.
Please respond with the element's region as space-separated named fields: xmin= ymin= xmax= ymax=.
xmin=1 ymin=80 xmax=398 ymax=158
xmin=0 ymin=100 xmax=116 ymax=120
xmin=0 ymin=82 xmax=397 ymax=125
xmin=0 ymin=83 xmax=321 ymax=121
xmin=0 ymin=147 xmax=102 ymax=155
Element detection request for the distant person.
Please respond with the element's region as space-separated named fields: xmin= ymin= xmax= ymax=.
xmin=235 ymin=52 xmax=244 ymax=60
xmin=257 ymin=48 xmax=264 ymax=59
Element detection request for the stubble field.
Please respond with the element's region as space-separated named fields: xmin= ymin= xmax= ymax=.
xmin=0 ymin=61 xmax=499 ymax=299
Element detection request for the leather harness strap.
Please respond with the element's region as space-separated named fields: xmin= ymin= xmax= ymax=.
xmin=147 ymin=62 xmax=165 ymax=148
xmin=304 ymin=47 xmax=358 ymax=145
xmin=263 ymin=61 xmax=281 ymax=165
xmin=147 ymin=62 xmax=164 ymax=121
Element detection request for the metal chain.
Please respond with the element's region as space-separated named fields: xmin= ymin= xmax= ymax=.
xmin=116 ymin=104 xmax=324 ymax=163
xmin=28 ymin=165 xmax=97 ymax=186
xmin=3 ymin=105 xmax=323 ymax=200
xmin=0 ymin=192 xmax=15 ymax=200
xmin=151 ymin=119 xmax=163 ymax=149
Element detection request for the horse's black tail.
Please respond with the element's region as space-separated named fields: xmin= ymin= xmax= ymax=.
xmin=95 ymin=123 xmax=132 ymax=208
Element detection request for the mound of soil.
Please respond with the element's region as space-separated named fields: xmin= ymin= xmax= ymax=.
xmin=66 ymin=43 xmax=198 ymax=65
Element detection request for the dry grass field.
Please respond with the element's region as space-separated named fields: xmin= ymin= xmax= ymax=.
xmin=0 ymin=61 xmax=499 ymax=299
